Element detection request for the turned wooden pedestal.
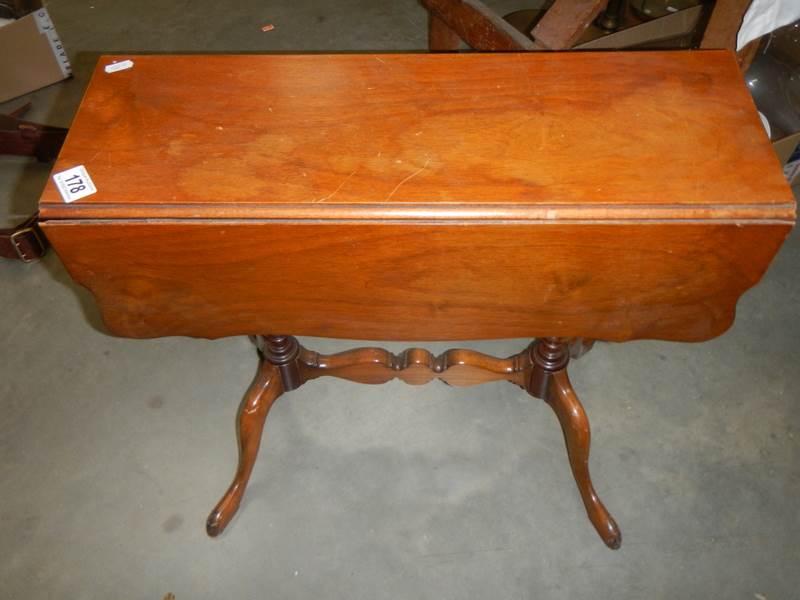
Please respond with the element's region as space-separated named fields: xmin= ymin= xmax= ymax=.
xmin=39 ymin=52 xmax=794 ymax=549
xmin=206 ymin=336 xmax=621 ymax=547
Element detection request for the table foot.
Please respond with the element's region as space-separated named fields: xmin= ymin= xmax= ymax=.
xmin=207 ymin=335 xmax=620 ymax=548
xmin=527 ymin=338 xmax=621 ymax=549
xmin=206 ymin=355 xmax=284 ymax=537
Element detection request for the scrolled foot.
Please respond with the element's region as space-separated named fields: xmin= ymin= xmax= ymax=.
xmin=598 ymin=515 xmax=622 ymax=550
xmin=206 ymin=509 xmax=224 ymax=538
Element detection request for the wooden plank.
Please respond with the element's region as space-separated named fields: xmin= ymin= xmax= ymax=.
xmin=574 ymin=5 xmax=703 ymax=49
xmin=701 ymin=0 xmax=752 ymax=50
xmin=428 ymin=11 xmax=461 ymax=51
xmin=420 ymin=0 xmax=536 ymax=51
xmin=531 ymin=0 xmax=609 ymax=50
xmin=701 ymin=0 xmax=756 ymax=71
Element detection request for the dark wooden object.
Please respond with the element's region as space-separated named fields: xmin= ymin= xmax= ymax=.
xmin=39 ymin=53 xmax=794 ymax=548
xmin=701 ymin=0 xmax=752 ymax=50
xmin=428 ymin=11 xmax=462 ymax=51
xmin=422 ymin=0 xmax=757 ymax=69
xmin=531 ymin=0 xmax=610 ymax=49
xmin=421 ymin=0 xmax=536 ymax=51
xmin=700 ymin=0 xmax=756 ymax=70
xmin=207 ymin=336 xmax=621 ymax=548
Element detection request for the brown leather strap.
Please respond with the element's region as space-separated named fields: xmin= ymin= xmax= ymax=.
xmin=1 ymin=102 xmax=68 ymax=162
xmin=1 ymin=103 xmax=65 ymax=263
xmin=0 ymin=212 xmax=48 ymax=262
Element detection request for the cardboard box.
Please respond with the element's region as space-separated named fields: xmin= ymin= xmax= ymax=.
xmin=0 ymin=1 xmax=71 ymax=103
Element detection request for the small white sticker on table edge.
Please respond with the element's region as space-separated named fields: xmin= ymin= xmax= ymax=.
xmin=105 ymin=60 xmax=134 ymax=73
xmin=53 ymin=165 xmax=97 ymax=203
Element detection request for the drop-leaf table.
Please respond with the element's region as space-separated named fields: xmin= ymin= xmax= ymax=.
xmin=39 ymin=52 xmax=795 ymax=549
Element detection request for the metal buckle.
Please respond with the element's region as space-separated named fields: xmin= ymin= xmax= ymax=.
xmin=9 ymin=227 xmax=45 ymax=263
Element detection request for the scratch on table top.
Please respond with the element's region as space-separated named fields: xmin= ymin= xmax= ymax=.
xmin=515 ymin=53 xmax=535 ymax=92
xmin=314 ymin=169 xmax=357 ymax=202
xmin=86 ymin=149 xmax=103 ymax=164
xmin=384 ymin=158 xmax=430 ymax=201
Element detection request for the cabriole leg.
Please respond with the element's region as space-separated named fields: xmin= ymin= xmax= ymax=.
xmin=208 ymin=334 xmax=620 ymax=547
xmin=528 ymin=337 xmax=621 ymax=549
xmin=206 ymin=336 xmax=298 ymax=537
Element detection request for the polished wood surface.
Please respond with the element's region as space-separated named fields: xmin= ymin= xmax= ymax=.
xmin=38 ymin=52 xmax=794 ymax=549
xmin=299 ymin=345 xmax=530 ymax=387
xmin=543 ymin=368 xmax=620 ymax=548
xmin=43 ymin=221 xmax=790 ymax=341
xmin=206 ymin=359 xmax=283 ymax=537
xmin=40 ymin=52 xmax=793 ymax=221
xmin=209 ymin=336 xmax=620 ymax=548
xmin=40 ymin=52 xmax=794 ymax=344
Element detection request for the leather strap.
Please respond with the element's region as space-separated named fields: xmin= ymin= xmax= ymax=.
xmin=0 ymin=212 xmax=48 ymax=262
xmin=1 ymin=103 xmax=67 ymax=263
xmin=1 ymin=102 xmax=68 ymax=162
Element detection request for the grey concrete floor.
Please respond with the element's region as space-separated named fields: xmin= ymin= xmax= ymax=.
xmin=2 ymin=1 xmax=799 ymax=598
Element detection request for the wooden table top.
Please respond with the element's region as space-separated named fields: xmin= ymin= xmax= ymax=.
xmin=39 ymin=51 xmax=794 ymax=342
xmin=40 ymin=51 xmax=794 ymax=223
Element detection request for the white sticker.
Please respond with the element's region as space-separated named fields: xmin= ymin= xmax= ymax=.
xmin=33 ymin=8 xmax=72 ymax=77
xmin=104 ymin=60 xmax=134 ymax=73
xmin=53 ymin=165 xmax=97 ymax=203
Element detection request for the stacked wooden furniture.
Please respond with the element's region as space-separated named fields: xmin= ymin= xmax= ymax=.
xmin=39 ymin=52 xmax=794 ymax=548
xmin=422 ymin=0 xmax=759 ymax=70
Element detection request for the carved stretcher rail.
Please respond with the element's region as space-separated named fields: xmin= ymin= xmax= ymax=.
xmin=299 ymin=346 xmax=531 ymax=387
xmin=207 ymin=336 xmax=621 ymax=549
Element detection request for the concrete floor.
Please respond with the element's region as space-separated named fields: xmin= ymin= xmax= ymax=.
xmin=2 ymin=1 xmax=799 ymax=598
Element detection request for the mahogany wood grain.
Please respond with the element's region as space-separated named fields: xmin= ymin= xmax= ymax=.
xmin=540 ymin=368 xmax=620 ymax=548
xmin=39 ymin=52 xmax=794 ymax=220
xmin=209 ymin=336 xmax=619 ymax=546
xmin=43 ymin=221 xmax=791 ymax=342
xmin=206 ymin=358 xmax=283 ymax=537
xmin=37 ymin=52 xmax=795 ymax=548
xmin=523 ymin=336 xmax=619 ymax=547
xmin=298 ymin=345 xmax=531 ymax=387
